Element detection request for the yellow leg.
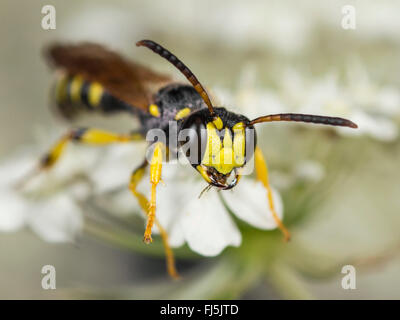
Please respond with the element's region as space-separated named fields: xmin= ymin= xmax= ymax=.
xmin=129 ymin=158 xmax=179 ymax=279
xmin=129 ymin=161 xmax=150 ymax=212
xmin=254 ymin=146 xmax=291 ymax=241
xmin=155 ymin=220 xmax=180 ymax=279
xmin=144 ymin=142 xmax=164 ymax=244
xmin=16 ymin=128 xmax=138 ymax=189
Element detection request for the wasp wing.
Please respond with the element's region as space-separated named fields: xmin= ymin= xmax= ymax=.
xmin=46 ymin=42 xmax=172 ymax=111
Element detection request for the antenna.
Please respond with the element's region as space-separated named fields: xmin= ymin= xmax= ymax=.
xmin=248 ymin=113 xmax=358 ymax=128
xmin=136 ymin=40 xmax=215 ymax=117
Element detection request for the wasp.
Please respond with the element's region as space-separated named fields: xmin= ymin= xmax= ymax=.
xmin=19 ymin=40 xmax=357 ymax=278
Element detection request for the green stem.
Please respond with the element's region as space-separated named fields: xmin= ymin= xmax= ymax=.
xmin=267 ymin=261 xmax=314 ymax=300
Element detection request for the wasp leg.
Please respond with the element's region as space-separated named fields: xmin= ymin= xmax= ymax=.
xmin=155 ymin=220 xmax=180 ymax=279
xmin=129 ymin=158 xmax=179 ymax=279
xmin=144 ymin=142 xmax=164 ymax=244
xmin=254 ymin=146 xmax=291 ymax=241
xmin=16 ymin=128 xmax=140 ymax=189
xmin=129 ymin=160 xmax=150 ymax=212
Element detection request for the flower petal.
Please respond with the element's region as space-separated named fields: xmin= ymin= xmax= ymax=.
xmin=146 ymin=163 xmax=243 ymax=255
xmin=91 ymin=143 xmax=147 ymax=193
xmin=0 ymin=151 xmax=33 ymax=231
xmin=0 ymin=150 xmax=36 ymax=188
xmin=28 ymin=194 xmax=83 ymax=243
xmin=0 ymin=189 xmax=28 ymax=232
xmin=151 ymin=164 xmax=196 ymax=248
xmin=337 ymin=110 xmax=398 ymax=142
xmin=222 ymin=178 xmax=283 ymax=230
xmin=180 ymin=185 xmax=242 ymax=256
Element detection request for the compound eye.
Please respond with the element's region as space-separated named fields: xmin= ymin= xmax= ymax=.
xmin=244 ymin=126 xmax=257 ymax=162
xmin=181 ymin=118 xmax=206 ymax=166
xmin=198 ymin=122 xmax=207 ymax=150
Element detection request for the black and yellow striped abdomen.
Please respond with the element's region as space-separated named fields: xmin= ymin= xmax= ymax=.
xmin=53 ymin=73 xmax=133 ymax=120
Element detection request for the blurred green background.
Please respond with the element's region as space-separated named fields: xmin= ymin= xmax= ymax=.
xmin=1 ymin=0 xmax=400 ymax=299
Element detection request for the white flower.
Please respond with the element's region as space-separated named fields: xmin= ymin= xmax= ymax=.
xmin=0 ymin=146 xmax=92 ymax=242
xmin=294 ymin=160 xmax=325 ymax=183
xmin=227 ymin=64 xmax=400 ymax=142
xmin=0 ymin=136 xmax=284 ymax=257
xmin=153 ymin=164 xmax=283 ymax=256
xmin=92 ymin=151 xmax=284 ymax=257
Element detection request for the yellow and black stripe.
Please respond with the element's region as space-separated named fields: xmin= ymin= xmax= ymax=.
xmin=54 ymin=73 xmax=132 ymax=119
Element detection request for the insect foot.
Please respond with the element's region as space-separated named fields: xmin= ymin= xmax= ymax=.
xmin=143 ymin=234 xmax=153 ymax=244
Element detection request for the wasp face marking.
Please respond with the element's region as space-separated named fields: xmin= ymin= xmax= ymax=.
xmin=201 ymin=121 xmax=245 ymax=174
xmin=181 ymin=108 xmax=256 ymax=189
xmin=212 ymin=116 xmax=223 ymax=130
xmin=198 ymin=121 xmax=246 ymax=189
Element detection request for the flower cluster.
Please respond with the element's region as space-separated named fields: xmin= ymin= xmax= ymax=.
xmin=0 ymin=135 xmax=283 ymax=257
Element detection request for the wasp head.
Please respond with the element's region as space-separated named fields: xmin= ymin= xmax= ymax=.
xmin=180 ymin=108 xmax=256 ymax=190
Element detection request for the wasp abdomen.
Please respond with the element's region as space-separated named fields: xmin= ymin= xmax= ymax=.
xmin=53 ymin=73 xmax=132 ymax=120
